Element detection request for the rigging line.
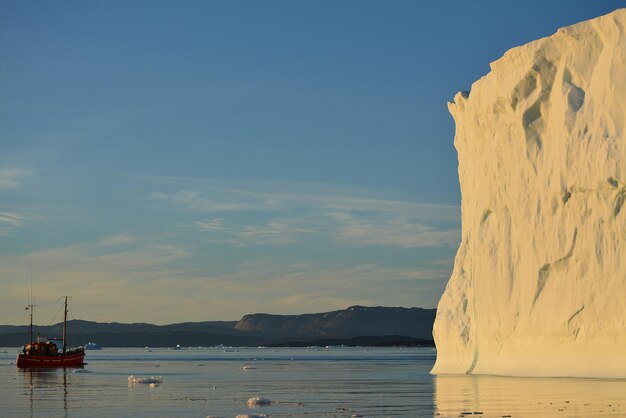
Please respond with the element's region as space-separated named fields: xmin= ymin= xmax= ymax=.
xmin=46 ymin=302 xmax=65 ymax=327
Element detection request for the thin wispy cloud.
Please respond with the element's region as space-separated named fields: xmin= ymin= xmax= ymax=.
xmin=241 ymin=189 xmax=461 ymax=223
xmin=213 ymin=221 xmax=315 ymax=246
xmin=194 ymin=218 xmax=224 ymax=232
xmin=0 ymin=210 xmax=43 ymax=235
xmin=0 ymin=211 xmax=24 ymax=235
xmin=0 ymin=235 xmax=191 ymax=323
xmin=147 ymin=177 xmax=459 ymax=221
xmin=0 ymin=238 xmax=446 ymax=323
xmin=0 ymin=168 xmax=31 ymax=189
xmin=100 ymin=234 xmax=137 ymax=246
xmin=0 ymin=211 xmax=23 ymax=227
xmin=327 ymin=211 xmax=460 ymax=248
xmin=150 ymin=190 xmax=261 ymax=212
xmin=147 ymin=177 xmax=460 ymax=249
xmin=146 ymin=261 xmax=449 ymax=318
xmin=7 ymin=238 xmax=188 ymax=273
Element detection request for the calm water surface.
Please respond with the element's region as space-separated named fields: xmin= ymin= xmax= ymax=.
xmin=1 ymin=347 xmax=433 ymax=418
xmin=1 ymin=347 xmax=625 ymax=417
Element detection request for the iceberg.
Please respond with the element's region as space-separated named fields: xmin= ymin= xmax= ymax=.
xmin=84 ymin=342 xmax=102 ymax=350
xmin=432 ymin=9 xmax=626 ymax=378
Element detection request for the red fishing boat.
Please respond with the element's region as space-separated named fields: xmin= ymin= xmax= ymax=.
xmin=16 ymin=296 xmax=85 ymax=368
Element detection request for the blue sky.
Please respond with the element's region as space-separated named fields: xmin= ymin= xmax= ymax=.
xmin=1 ymin=1 xmax=623 ymax=324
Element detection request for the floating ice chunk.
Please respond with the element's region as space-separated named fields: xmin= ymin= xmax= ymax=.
xmin=72 ymin=369 xmax=90 ymax=373
xmin=149 ymin=383 xmax=159 ymax=388
xmin=236 ymin=415 xmax=269 ymax=418
xmin=247 ymin=397 xmax=271 ymax=407
xmin=128 ymin=375 xmax=163 ymax=385
xmin=240 ymin=365 xmax=256 ymax=370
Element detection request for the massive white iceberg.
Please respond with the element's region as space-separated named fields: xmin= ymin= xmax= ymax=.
xmin=432 ymin=9 xmax=626 ymax=378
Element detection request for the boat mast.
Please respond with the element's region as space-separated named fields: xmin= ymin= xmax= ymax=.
xmin=28 ymin=304 xmax=34 ymax=343
xmin=27 ymin=277 xmax=35 ymax=343
xmin=62 ymin=296 xmax=68 ymax=354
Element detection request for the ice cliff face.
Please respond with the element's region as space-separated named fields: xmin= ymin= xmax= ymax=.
xmin=432 ymin=9 xmax=626 ymax=378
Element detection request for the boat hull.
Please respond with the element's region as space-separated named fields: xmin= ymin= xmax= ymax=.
xmin=16 ymin=351 xmax=85 ymax=368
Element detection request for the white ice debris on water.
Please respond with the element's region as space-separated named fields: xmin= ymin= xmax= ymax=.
xmin=247 ymin=397 xmax=272 ymax=407
xmin=240 ymin=365 xmax=256 ymax=370
xmin=128 ymin=375 xmax=163 ymax=385
xmin=236 ymin=415 xmax=270 ymax=418
xmin=432 ymin=8 xmax=626 ymax=378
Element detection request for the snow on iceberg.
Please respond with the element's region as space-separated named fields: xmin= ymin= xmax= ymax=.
xmin=432 ymin=8 xmax=626 ymax=378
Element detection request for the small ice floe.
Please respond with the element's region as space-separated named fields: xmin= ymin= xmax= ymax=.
xmin=236 ymin=414 xmax=270 ymax=418
xmin=72 ymin=369 xmax=91 ymax=373
xmin=240 ymin=365 xmax=256 ymax=370
xmin=247 ymin=397 xmax=271 ymax=407
xmin=128 ymin=375 xmax=163 ymax=385
xmin=149 ymin=383 xmax=159 ymax=388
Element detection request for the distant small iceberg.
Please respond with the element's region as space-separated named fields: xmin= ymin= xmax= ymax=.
xmin=84 ymin=342 xmax=102 ymax=350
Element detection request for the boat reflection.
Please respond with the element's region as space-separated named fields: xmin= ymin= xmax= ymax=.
xmin=434 ymin=374 xmax=626 ymax=417
xmin=18 ymin=367 xmax=69 ymax=418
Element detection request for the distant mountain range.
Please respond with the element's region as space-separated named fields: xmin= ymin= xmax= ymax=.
xmin=0 ymin=305 xmax=435 ymax=348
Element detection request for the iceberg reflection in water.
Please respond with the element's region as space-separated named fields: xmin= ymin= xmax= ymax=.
xmin=435 ymin=374 xmax=626 ymax=417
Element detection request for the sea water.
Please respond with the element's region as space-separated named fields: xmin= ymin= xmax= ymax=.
xmin=0 ymin=347 xmax=625 ymax=417
xmin=0 ymin=347 xmax=432 ymax=417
